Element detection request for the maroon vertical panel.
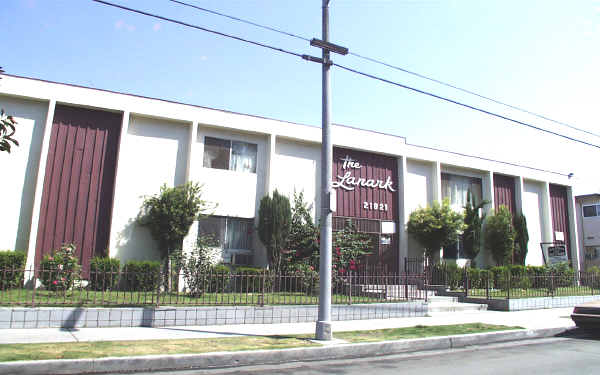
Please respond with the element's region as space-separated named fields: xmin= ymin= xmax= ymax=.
xmin=332 ymin=147 xmax=398 ymax=221
xmin=493 ymin=174 xmax=516 ymax=215
xmin=35 ymin=105 xmax=122 ymax=276
xmin=549 ymin=184 xmax=571 ymax=259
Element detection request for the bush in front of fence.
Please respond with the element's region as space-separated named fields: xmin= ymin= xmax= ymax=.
xmin=39 ymin=244 xmax=80 ymax=292
xmin=282 ymin=263 xmax=318 ymax=295
xmin=0 ymin=250 xmax=26 ymax=289
xmin=233 ymin=266 xmax=266 ymax=293
xmin=123 ymin=260 xmax=161 ymax=292
xmin=89 ymin=257 xmax=120 ymax=291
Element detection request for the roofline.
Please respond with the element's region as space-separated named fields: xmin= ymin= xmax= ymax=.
xmin=576 ymin=193 xmax=600 ymax=200
xmin=1 ymin=74 xmax=570 ymax=179
xmin=405 ymin=141 xmax=570 ymax=177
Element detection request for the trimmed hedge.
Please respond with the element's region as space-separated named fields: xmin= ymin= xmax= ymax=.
xmin=89 ymin=257 xmax=121 ymax=291
xmin=0 ymin=250 xmax=27 ymax=289
xmin=123 ymin=260 xmax=161 ymax=292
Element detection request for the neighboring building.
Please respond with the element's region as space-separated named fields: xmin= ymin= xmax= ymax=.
xmin=0 ymin=75 xmax=581 ymax=274
xmin=576 ymin=194 xmax=600 ymax=270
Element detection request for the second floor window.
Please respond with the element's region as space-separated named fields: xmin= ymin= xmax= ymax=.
xmin=203 ymin=136 xmax=257 ymax=173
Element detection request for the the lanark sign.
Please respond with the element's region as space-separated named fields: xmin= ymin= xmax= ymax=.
xmin=332 ymin=147 xmax=398 ymax=221
xmin=333 ymin=155 xmax=396 ymax=192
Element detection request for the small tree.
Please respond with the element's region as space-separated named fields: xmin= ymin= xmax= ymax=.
xmin=138 ymin=182 xmax=210 ymax=263
xmin=513 ymin=212 xmax=529 ymax=265
xmin=257 ymin=190 xmax=291 ymax=273
xmin=407 ymin=200 xmax=465 ymax=260
xmin=484 ymin=205 xmax=515 ymax=266
xmin=284 ymin=191 xmax=319 ymax=270
xmin=462 ymin=191 xmax=489 ymax=260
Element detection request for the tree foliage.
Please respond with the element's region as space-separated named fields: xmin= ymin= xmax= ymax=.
xmin=407 ymin=200 xmax=465 ymax=259
xmin=462 ymin=191 xmax=489 ymax=260
xmin=484 ymin=205 xmax=515 ymax=266
xmin=138 ymin=182 xmax=210 ymax=260
xmin=0 ymin=68 xmax=19 ymax=153
xmin=333 ymin=220 xmax=372 ymax=276
xmin=513 ymin=212 xmax=529 ymax=265
xmin=257 ymin=189 xmax=291 ymax=272
xmin=283 ymin=191 xmax=319 ymax=270
xmin=0 ymin=108 xmax=18 ymax=153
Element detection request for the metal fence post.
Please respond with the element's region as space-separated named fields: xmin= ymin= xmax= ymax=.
xmin=464 ymin=267 xmax=469 ymax=298
xmin=507 ymin=273 xmax=511 ymax=300
xmin=486 ymin=273 xmax=489 ymax=300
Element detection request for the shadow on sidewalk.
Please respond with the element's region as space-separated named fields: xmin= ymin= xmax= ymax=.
xmin=556 ymin=327 xmax=600 ymax=341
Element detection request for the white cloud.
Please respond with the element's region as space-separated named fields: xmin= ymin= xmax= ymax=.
xmin=115 ymin=20 xmax=135 ymax=32
xmin=153 ymin=23 xmax=161 ymax=32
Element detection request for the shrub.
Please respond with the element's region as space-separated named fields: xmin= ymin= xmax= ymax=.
xmin=233 ymin=266 xmax=268 ymax=293
xmin=208 ymin=264 xmax=232 ymax=293
xmin=89 ymin=257 xmax=120 ymax=291
xmin=138 ymin=182 xmax=211 ymax=263
xmin=123 ymin=260 xmax=161 ymax=292
xmin=407 ymin=200 xmax=465 ymax=260
xmin=178 ymin=234 xmax=219 ymax=297
xmin=332 ymin=220 xmax=372 ymax=278
xmin=513 ymin=213 xmax=529 ymax=265
xmin=257 ymin=190 xmax=292 ymax=273
xmin=462 ymin=192 xmax=489 ymax=260
xmin=39 ymin=244 xmax=80 ymax=291
xmin=284 ymin=191 xmax=319 ymax=270
xmin=484 ymin=206 xmax=515 ymax=265
xmin=0 ymin=250 xmax=26 ymax=289
xmin=282 ymin=263 xmax=318 ymax=295
xmin=546 ymin=262 xmax=574 ymax=288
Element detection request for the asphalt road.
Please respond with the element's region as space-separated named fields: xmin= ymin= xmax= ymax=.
xmin=115 ymin=330 xmax=600 ymax=375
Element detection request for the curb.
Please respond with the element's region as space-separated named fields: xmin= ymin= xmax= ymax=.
xmin=0 ymin=326 xmax=572 ymax=375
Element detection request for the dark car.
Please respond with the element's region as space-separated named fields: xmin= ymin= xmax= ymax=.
xmin=571 ymin=300 xmax=600 ymax=330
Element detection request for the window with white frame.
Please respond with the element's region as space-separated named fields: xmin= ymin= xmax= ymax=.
xmin=198 ymin=216 xmax=254 ymax=252
xmin=583 ymin=204 xmax=599 ymax=218
xmin=203 ymin=136 xmax=257 ymax=173
xmin=441 ymin=173 xmax=483 ymax=211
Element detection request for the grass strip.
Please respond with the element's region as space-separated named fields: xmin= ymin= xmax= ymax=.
xmin=0 ymin=323 xmax=521 ymax=362
xmin=0 ymin=336 xmax=318 ymax=362
xmin=332 ymin=323 xmax=523 ymax=343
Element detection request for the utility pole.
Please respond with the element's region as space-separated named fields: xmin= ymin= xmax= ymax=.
xmin=309 ymin=0 xmax=347 ymax=341
xmin=316 ymin=0 xmax=333 ymax=341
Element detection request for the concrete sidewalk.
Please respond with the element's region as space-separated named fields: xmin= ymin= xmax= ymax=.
xmin=0 ymin=308 xmax=577 ymax=375
xmin=0 ymin=307 xmax=575 ymax=344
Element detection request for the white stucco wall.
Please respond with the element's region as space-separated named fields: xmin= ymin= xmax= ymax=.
xmin=192 ymin=126 xmax=267 ymax=219
xmin=522 ymin=180 xmax=545 ymax=266
xmin=109 ymin=115 xmax=190 ymax=264
xmin=273 ymin=138 xmax=321 ymax=221
xmin=0 ymin=95 xmax=48 ymax=252
xmin=0 ymin=76 xmax=582 ymax=271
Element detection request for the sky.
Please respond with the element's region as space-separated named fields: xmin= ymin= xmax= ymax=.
xmin=2 ymin=0 xmax=599 ymax=194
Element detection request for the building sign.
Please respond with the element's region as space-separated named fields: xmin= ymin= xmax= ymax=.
xmin=332 ymin=147 xmax=398 ymax=220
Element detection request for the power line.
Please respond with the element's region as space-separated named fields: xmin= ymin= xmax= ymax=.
xmin=166 ymin=0 xmax=600 ymax=139
xmin=333 ymin=62 xmax=600 ymax=150
xmin=92 ymin=0 xmax=304 ymax=59
xmin=92 ymin=0 xmax=600 ymax=150
xmin=167 ymin=0 xmax=310 ymax=42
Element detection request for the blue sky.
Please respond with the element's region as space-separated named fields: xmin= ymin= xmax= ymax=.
xmin=2 ymin=0 xmax=599 ymax=193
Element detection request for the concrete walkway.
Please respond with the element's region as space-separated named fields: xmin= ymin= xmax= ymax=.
xmin=0 ymin=307 xmax=575 ymax=344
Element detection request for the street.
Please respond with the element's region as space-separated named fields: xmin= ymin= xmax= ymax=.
xmin=137 ymin=331 xmax=599 ymax=375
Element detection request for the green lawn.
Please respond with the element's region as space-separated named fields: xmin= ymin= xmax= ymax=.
xmin=0 ymin=323 xmax=521 ymax=362
xmin=0 ymin=288 xmax=407 ymax=307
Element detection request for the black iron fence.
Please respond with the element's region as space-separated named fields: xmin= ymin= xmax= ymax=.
xmin=0 ymin=266 xmax=429 ymax=307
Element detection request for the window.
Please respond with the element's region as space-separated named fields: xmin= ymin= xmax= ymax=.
xmin=198 ymin=216 xmax=254 ymax=251
xmin=441 ymin=173 xmax=483 ymax=211
xmin=583 ymin=205 xmax=599 ymax=218
xmin=203 ymin=136 xmax=257 ymax=173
